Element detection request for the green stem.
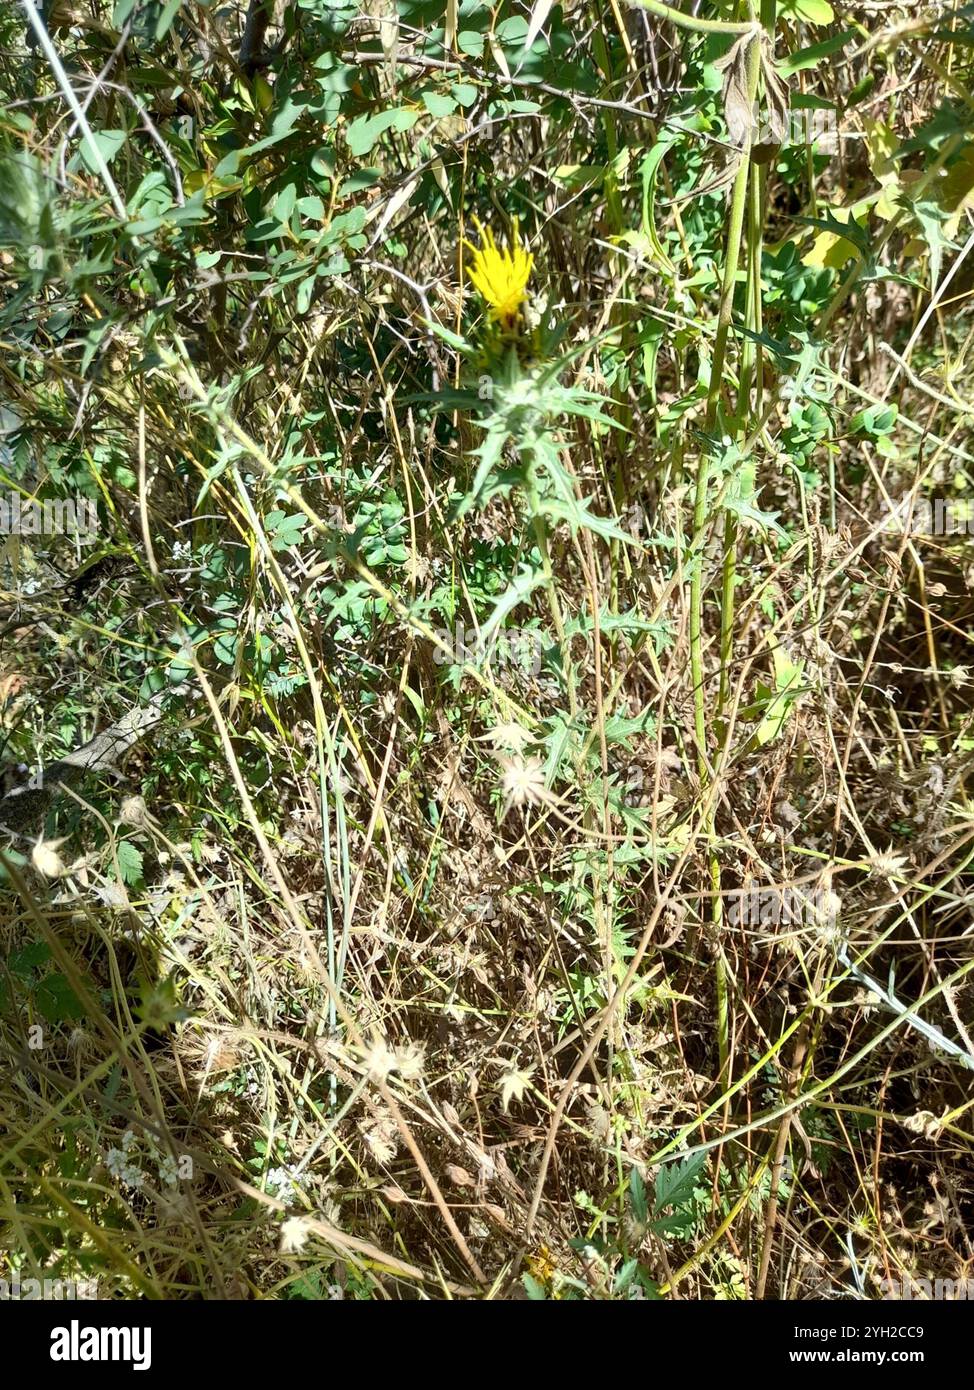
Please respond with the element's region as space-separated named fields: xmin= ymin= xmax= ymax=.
xmin=717 ymin=168 xmax=764 ymax=713
xmin=686 ymin=26 xmax=762 ymax=1086
xmin=526 ymin=460 xmax=578 ymax=719
xmin=628 ymin=0 xmax=759 ymax=36
xmin=690 ymin=32 xmax=762 ymax=777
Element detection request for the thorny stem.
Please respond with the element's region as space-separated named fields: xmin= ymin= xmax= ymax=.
xmin=526 ymin=461 xmax=578 ymax=719
xmin=688 ymin=28 xmax=762 ymax=1083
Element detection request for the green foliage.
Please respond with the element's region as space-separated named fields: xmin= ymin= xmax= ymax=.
xmin=2 ymin=0 xmax=973 ymax=1306
xmin=2 ymin=942 xmax=84 ymax=1023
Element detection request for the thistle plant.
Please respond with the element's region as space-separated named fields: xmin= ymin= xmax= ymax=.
xmin=463 ymin=217 xmax=535 ymax=335
xmin=429 ymin=220 xmax=635 ymax=711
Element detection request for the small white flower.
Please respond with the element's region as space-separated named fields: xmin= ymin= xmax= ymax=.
xmin=279 ymin=1216 xmax=312 ymax=1254
xmin=394 ymin=1042 xmax=425 ymax=1081
xmin=497 ymin=755 xmax=548 ymax=816
xmin=478 ymin=720 xmax=535 ymax=754
xmin=157 ymin=1153 xmax=179 ymax=1188
xmin=362 ymin=1036 xmax=424 ymax=1083
xmin=106 ymin=1133 xmax=145 ymax=1190
xmin=360 ymin=1118 xmax=397 ymax=1165
xmin=363 ymin=1037 xmax=398 ymax=1083
xmin=32 ymin=836 xmax=68 ymax=879
xmin=119 ymin=795 xmax=150 ymax=828
xmin=872 ymin=849 xmax=908 ymax=878
xmin=902 ymin=1110 xmax=943 ymax=1139
xmin=265 ymin=1166 xmax=302 ymax=1196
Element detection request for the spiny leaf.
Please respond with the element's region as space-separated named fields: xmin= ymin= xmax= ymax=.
xmin=653 ymin=1152 xmax=708 ymax=1215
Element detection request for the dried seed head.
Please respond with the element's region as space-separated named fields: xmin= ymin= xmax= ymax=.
xmin=32 ymin=836 xmax=68 ymax=879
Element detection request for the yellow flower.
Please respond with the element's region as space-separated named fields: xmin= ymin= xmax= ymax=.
xmin=525 ymin=1244 xmax=556 ymax=1286
xmin=463 ymin=218 xmax=533 ymax=328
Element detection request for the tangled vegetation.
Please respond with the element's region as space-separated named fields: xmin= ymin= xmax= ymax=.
xmin=3 ymin=0 xmax=974 ymax=1301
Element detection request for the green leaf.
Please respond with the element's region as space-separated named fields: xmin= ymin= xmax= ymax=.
xmin=722 ymin=490 xmax=786 ymax=538
xmin=779 ymin=29 xmax=856 ymax=76
xmin=638 ymin=140 xmax=678 ymax=275
xmin=116 ymin=840 xmax=144 ymax=887
xmin=600 ymin=708 xmax=657 ymax=748
xmin=11 ymin=941 xmax=51 ymax=978
xmin=273 ymin=183 xmax=297 ymax=225
xmin=78 ymin=130 xmax=127 ymax=174
xmin=345 ymin=108 xmax=419 ymax=156
xmin=653 ymin=1152 xmax=707 ymax=1215
xmin=540 ymin=712 xmax=577 ymax=784
xmin=565 ymin=607 xmax=672 ymax=646
xmin=452 ymin=82 xmax=479 ymax=107
xmin=629 ymin=1166 xmax=648 ymax=1225
xmin=36 ymin=973 xmax=85 ymax=1024
xmin=536 ymin=494 xmax=641 ymax=544
xmin=155 ymin=0 xmax=181 ymax=39
xmin=478 ymin=563 xmax=545 ymax=643
xmin=454 ymin=424 xmax=512 ymax=516
xmin=213 ymin=625 xmax=239 ymax=664
xmin=795 ymin=208 xmax=871 ymax=256
xmin=422 ymin=91 xmax=457 ymax=117
xmin=783 ymin=0 xmax=834 ymax=23
xmin=904 ymin=191 xmax=953 ymax=290
xmin=265 ymin=509 xmax=307 ymax=550
xmin=850 ymin=404 xmax=897 ymax=436
xmin=296 ymin=274 xmax=315 ymax=315
xmin=754 ymin=645 xmax=805 ymax=747
xmin=521 ymin=0 xmax=556 ymax=57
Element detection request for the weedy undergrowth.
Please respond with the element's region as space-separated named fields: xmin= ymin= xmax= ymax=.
xmin=2 ymin=0 xmax=974 ymax=1303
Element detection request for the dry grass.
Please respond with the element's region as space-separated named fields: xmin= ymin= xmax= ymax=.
xmin=2 ymin=0 xmax=974 ymax=1301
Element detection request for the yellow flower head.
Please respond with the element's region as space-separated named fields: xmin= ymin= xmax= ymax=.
xmin=463 ymin=218 xmax=533 ymax=329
